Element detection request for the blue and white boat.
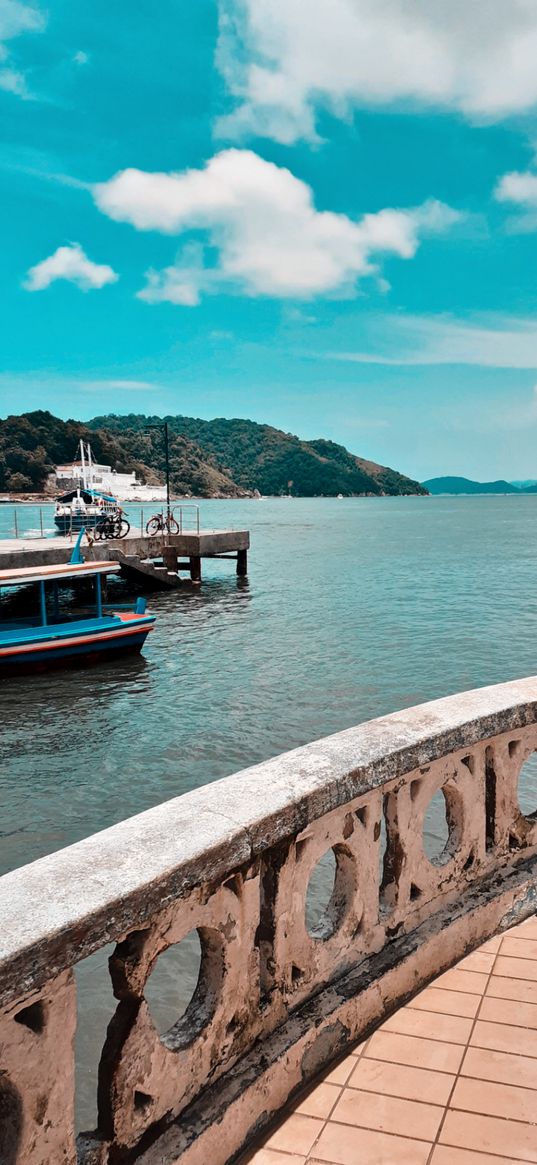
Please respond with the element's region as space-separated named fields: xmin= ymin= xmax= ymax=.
xmin=54 ymin=487 xmax=119 ymax=533
xmin=0 ymin=535 xmax=155 ymax=675
xmin=54 ymin=440 xmax=120 ymax=533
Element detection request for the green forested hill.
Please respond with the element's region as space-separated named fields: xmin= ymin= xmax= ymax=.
xmin=0 ymin=409 xmax=427 ymax=497
xmin=423 ymin=476 xmax=519 ymax=495
xmin=89 ymin=413 xmax=427 ymax=497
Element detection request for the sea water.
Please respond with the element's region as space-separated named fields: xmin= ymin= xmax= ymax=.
xmin=1 ymin=494 xmax=537 ymax=1126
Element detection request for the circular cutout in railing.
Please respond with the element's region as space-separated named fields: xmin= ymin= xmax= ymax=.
xmin=423 ymin=788 xmax=451 ymax=865
xmin=145 ymin=929 xmax=203 ymax=1043
xmin=517 ymin=751 xmax=537 ymax=819
xmin=305 ymin=847 xmax=345 ymax=939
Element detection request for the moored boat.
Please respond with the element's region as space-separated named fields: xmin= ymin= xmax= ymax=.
xmin=54 ymin=487 xmax=119 ymax=533
xmin=0 ymin=545 xmax=155 ymax=675
xmin=54 ymin=439 xmax=121 ymax=533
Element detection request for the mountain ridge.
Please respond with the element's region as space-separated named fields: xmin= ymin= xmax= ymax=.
xmin=0 ymin=410 xmax=427 ymax=498
xmin=423 ymin=476 xmax=529 ymax=495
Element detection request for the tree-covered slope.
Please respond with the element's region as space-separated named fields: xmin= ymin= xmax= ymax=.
xmin=89 ymin=414 xmax=427 ymax=497
xmin=0 ymin=411 xmax=244 ymax=497
xmin=0 ymin=410 xmax=426 ymax=497
xmin=423 ymin=476 xmax=519 ymax=495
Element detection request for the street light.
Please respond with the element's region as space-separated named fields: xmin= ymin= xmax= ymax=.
xmin=163 ymin=421 xmax=171 ymax=524
xmin=147 ymin=421 xmax=171 ymax=523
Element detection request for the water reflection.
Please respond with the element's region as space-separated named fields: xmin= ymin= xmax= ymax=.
xmin=4 ymin=496 xmax=537 ymax=1130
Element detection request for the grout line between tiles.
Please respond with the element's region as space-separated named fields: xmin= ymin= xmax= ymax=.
xmin=424 ymin=930 xmax=506 ymax=1165
xmin=303 ymin=1036 xmax=370 ymax=1163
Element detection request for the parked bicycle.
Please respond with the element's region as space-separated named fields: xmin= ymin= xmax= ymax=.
xmin=94 ymin=510 xmax=130 ymax=540
xmin=145 ymin=511 xmax=179 ymax=536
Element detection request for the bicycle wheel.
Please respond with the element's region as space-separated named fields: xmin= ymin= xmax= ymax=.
xmin=167 ymin=517 xmax=180 ymax=535
xmin=146 ymin=517 xmax=161 ymax=536
xmin=119 ymin=518 xmax=130 ymax=538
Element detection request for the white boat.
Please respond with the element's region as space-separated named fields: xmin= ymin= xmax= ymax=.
xmin=54 ymin=441 xmax=119 ymax=534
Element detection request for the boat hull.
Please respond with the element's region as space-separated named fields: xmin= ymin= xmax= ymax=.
xmin=0 ymin=616 xmax=155 ymax=675
xmin=54 ymin=513 xmax=103 ymax=533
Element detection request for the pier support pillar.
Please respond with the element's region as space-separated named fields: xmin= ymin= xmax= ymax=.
xmin=189 ymin=555 xmax=202 ymax=584
xmin=162 ymin=547 xmax=178 ymax=573
xmin=237 ymin=549 xmax=248 ymax=576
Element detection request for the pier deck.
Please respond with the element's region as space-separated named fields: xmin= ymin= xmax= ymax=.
xmin=0 ymin=528 xmax=250 ymax=587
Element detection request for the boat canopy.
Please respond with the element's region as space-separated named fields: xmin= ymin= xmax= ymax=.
xmin=0 ymin=561 xmax=121 ymax=588
xmin=56 ymin=488 xmax=117 ymax=504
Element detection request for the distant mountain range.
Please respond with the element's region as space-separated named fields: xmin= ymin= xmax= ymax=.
xmin=0 ymin=410 xmax=427 ymax=498
xmin=423 ymin=476 xmax=537 ymax=495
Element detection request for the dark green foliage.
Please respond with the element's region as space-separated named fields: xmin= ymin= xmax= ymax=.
xmin=423 ymin=476 xmax=519 ymax=495
xmin=88 ymin=413 xmax=427 ymax=497
xmin=0 ymin=409 xmax=427 ymax=497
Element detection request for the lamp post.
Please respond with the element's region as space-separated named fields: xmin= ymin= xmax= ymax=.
xmin=147 ymin=421 xmax=171 ymax=522
xmin=164 ymin=421 xmax=171 ymax=524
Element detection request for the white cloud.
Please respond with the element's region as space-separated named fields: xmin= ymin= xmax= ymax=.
xmin=495 ymin=170 xmax=537 ymax=207
xmin=324 ymin=314 xmax=537 ymax=369
xmin=216 ymin=0 xmax=537 ymax=143
xmin=0 ymin=0 xmax=44 ymax=98
xmin=81 ymin=378 xmax=156 ymax=391
xmin=137 ymin=242 xmax=210 ymax=306
xmin=94 ymin=149 xmax=460 ymax=304
xmin=24 ymin=243 xmax=119 ymax=292
xmin=73 ymin=50 xmax=89 ymax=66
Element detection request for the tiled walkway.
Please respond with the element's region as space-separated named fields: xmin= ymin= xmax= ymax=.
xmin=241 ymin=915 xmax=537 ymax=1165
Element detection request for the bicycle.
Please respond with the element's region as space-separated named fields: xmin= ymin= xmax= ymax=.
xmin=94 ymin=511 xmax=130 ymax=540
xmin=145 ymin=511 xmax=179 ymax=536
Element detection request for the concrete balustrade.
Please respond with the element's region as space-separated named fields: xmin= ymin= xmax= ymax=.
xmin=2 ymin=677 xmax=537 ymax=1164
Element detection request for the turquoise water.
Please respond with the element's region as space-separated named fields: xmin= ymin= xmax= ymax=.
xmin=2 ymin=494 xmax=537 ymax=876
xmin=2 ymin=494 xmax=537 ymax=1128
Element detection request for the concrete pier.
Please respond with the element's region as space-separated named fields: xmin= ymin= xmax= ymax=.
xmin=0 ymin=528 xmax=250 ymax=588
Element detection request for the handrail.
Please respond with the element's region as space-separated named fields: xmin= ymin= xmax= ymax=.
xmin=171 ymin=503 xmax=200 ymax=533
xmin=1 ymin=677 xmax=537 ymax=1163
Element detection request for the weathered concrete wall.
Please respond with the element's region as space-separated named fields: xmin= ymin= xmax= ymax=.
xmin=1 ymin=677 xmax=537 ymax=1163
xmin=0 ymin=530 xmax=250 ymax=571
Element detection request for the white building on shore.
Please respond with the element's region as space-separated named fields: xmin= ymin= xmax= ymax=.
xmin=55 ymin=443 xmax=167 ymax=502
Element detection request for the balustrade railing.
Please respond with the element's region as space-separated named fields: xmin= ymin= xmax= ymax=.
xmin=1 ymin=677 xmax=537 ymax=1164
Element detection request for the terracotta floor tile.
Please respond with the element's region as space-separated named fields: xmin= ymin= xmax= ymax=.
xmin=501 ymin=937 xmax=537 ymax=961
xmin=241 ymin=1152 xmax=306 ymax=1165
xmin=480 ymin=936 xmax=503 ymax=954
xmin=479 ymin=996 xmax=537 ymax=1029
xmin=348 ymin=1057 xmax=454 ymax=1106
xmin=365 ymin=1030 xmax=464 ymax=1072
xmin=461 ymin=1045 xmax=537 ymax=1090
xmin=331 ymin=1087 xmax=443 ymax=1141
xmin=264 ymin=1114 xmax=324 ymax=1156
xmin=487 ymin=974 xmax=537 ymax=1005
xmin=434 ymin=968 xmax=489 ymax=995
xmin=471 ymin=1019 xmax=537 ymax=1057
xmin=451 ymin=1075 xmax=537 ymax=1124
xmin=293 ymin=1082 xmax=341 ymax=1120
xmin=512 ymin=916 xmax=537 ymax=938
xmin=381 ymin=1006 xmax=473 ymax=1044
xmin=323 ymin=1057 xmax=357 ymax=1086
xmin=440 ymin=1108 xmax=537 ymax=1161
xmin=309 ymin=1122 xmax=431 ymax=1165
xmin=458 ymin=951 xmax=495 ymax=974
xmin=494 ymin=955 xmax=537 ymax=983
xmin=408 ymin=987 xmax=480 ymax=1018
xmin=430 ymin=1147 xmax=528 ymax=1165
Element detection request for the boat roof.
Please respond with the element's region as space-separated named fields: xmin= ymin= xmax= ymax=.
xmin=56 ymin=489 xmax=117 ymax=504
xmin=0 ymin=561 xmax=121 ymax=588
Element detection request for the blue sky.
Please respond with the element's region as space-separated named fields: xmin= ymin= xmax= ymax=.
xmin=3 ymin=0 xmax=537 ymax=480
